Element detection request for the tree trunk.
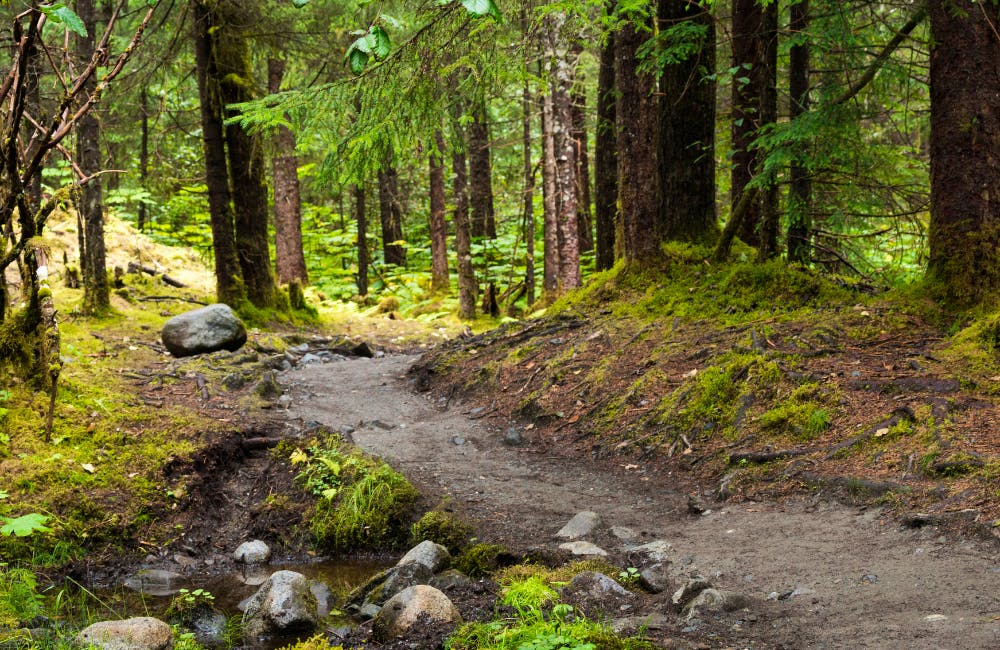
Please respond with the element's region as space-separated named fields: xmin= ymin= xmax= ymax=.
xmin=731 ymin=0 xmax=779 ymax=256
xmin=551 ymin=36 xmax=581 ymax=291
xmin=594 ymin=15 xmax=617 ymax=271
xmin=540 ymin=76 xmax=560 ymax=295
xmin=216 ymin=8 xmax=276 ymax=309
xmin=192 ymin=0 xmax=244 ymax=306
xmin=658 ymin=0 xmax=717 ymax=243
xmin=571 ymin=44 xmax=593 ymax=254
xmin=468 ymin=98 xmax=497 ymax=239
xmin=452 ymin=138 xmax=476 ymax=319
xmin=787 ymin=0 xmax=811 ymax=263
xmin=76 ymin=0 xmax=110 ymax=315
xmin=429 ymin=131 xmax=450 ymax=291
xmin=354 ymin=183 xmax=368 ymax=296
xmin=377 ymin=148 xmax=406 ymax=267
xmin=615 ymin=15 xmax=660 ymax=262
xmin=138 ymin=87 xmax=149 ymax=231
xmin=927 ymin=0 xmax=1000 ymax=304
xmin=522 ymin=78 xmax=536 ymax=307
xmin=268 ymin=58 xmax=309 ymax=286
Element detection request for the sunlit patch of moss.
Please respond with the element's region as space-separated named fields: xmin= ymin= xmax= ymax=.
xmin=454 ymin=543 xmax=510 ymax=578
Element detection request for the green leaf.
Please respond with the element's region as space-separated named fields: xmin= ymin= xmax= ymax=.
xmin=347 ymin=48 xmax=369 ymax=75
xmin=351 ymin=34 xmax=373 ymax=55
xmin=292 ymin=0 xmax=310 ymax=6
xmin=40 ymin=3 xmax=88 ymax=37
xmin=371 ymin=26 xmax=391 ymax=59
xmin=1 ymin=513 xmax=52 ymax=537
xmin=461 ymin=0 xmax=500 ymax=20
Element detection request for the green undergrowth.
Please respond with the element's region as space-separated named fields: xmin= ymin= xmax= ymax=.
xmin=411 ymin=506 xmax=475 ymax=554
xmin=446 ymin=562 xmax=654 ymax=650
xmin=287 ymin=434 xmax=419 ymax=553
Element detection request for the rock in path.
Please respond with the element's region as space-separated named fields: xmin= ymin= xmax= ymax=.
xmin=161 ymin=304 xmax=247 ymax=357
xmin=75 ymin=617 xmax=173 ymax=650
xmin=396 ymin=540 xmax=451 ymax=573
xmin=555 ymin=511 xmax=602 ymax=539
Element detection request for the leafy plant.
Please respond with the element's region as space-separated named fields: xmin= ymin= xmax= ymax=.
xmin=0 ymin=566 xmax=43 ymax=628
xmin=1 ymin=513 xmax=52 ymax=538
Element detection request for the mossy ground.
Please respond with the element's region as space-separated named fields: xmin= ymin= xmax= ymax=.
xmin=414 ymin=251 xmax=1000 ymax=526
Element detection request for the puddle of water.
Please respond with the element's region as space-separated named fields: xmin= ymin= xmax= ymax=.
xmin=66 ymin=557 xmax=392 ymax=649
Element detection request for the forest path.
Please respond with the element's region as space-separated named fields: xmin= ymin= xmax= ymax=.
xmin=282 ymin=354 xmax=1000 ymax=649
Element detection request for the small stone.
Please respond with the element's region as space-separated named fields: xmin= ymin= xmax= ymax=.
xmin=558 ymin=541 xmax=608 ymax=557
xmin=672 ymin=578 xmax=712 ymax=607
xmin=503 ymin=428 xmax=525 ymax=446
xmin=300 ymin=353 xmax=322 ymax=364
xmin=924 ymin=614 xmax=948 ymax=622
xmin=234 ymin=540 xmax=271 ymax=564
xmin=452 ymin=436 xmax=465 ymax=445
xmin=555 ymin=511 xmax=602 ymax=539
xmin=861 ymin=573 xmax=878 ymax=584
xmin=123 ymin=570 xmax=186 ymax=597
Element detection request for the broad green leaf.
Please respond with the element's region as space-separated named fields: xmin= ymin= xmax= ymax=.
xmin=371 ymin=26 xmax=391 ymax=59
xmin=292 ymin=0 xmax=310 ymax=6
xmin=351 ymin=34 xmax=372 ymax=55
xmin=41 ymin=3 xmax=87 ymax=37
xmin=1 ymin=513 xmax=52 ymax=537
xmin=348 ymin=48 xmax=369 ymax=75
xmin=290 ymin=448 xmax=309 ymax=464
xmin=460 ymin=0 xmax=500 ymax=19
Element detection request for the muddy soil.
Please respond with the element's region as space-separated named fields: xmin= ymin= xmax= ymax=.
xmin=283 ymin=354 xmax=1000 ymax=649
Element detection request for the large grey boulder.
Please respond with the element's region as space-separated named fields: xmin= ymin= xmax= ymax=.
xmin=241 ymin=571 xmax=319 ymax=640
xmin=347 ymin=562 xmax=433 ymax=614
xmin=74 ymin=617 xmax=173 ymax=650
xmin=161 ymin=304 xmax=247 ymax=357
xmin=233 ymin=540 xmax=271 ymax=564
xmin=371 ymin=585 xmax=461 ymax=641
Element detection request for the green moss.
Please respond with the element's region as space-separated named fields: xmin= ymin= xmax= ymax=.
xmin=411 ymin=509 xmax=474 ymax=554
xmin=454 ymin=543 xmax=510 ymax=578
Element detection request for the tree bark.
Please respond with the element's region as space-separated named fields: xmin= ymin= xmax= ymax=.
xmin=927 ymin=0 xmax=1000 ymax=304
xmin=787 ymin=0 xmax=811 ymax=263
xmin=138 ymin=87 xmax=149 ymax=232
xmin=429 ymin=131 xmax=450 ymax=291
xmin=377 ymin=147 xmax=406 ymax=267
xmin=731 ymin=0 xmax=778 ymax=256
xmin=268 ymin=58 xmax=308 ymax=286
xmin=468 ymin=98 xmax=497 ymax=239
xmin=594 ymin=16 xmax=617 ymax=271
xmin=615 ymin=15 xmax=660 ymax=262
xmin=452 ymin=136 xmax=476 ymax=319
xmin=658 ymin=0 xmax=717 ymax=243
xmin=354 ymin=183 xmax=368 ymax=296
xmin=76 ymin=0 xmax=110 ymax=315
xmin=571 ymin=44 xmax=593 ymax=254
xmin=551 ymin=35 xmax=581 ymax=290
xmin=522 ymin=78 xmax=536 ymax=307
xmin=192 ymin=0 xmax=244 ymax=306
xmin=215 ymin=6 xmax=276 ymax=309
xmin=540 ymin=76 xmax=560 ymax=295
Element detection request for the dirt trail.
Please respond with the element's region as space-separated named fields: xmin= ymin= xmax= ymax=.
xmin=283 ymin=354 xmax=1000 ymax=649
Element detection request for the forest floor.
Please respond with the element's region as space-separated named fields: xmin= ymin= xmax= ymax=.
xmin=7 ymin=219 xmax=1000 ymax=648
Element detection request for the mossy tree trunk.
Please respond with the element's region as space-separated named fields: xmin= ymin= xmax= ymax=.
xmin=354 ymin=183 xmax=369 ymax=297
xmin=927 ymin=0 xmax=1000 ymax=305
xmin=192 ymin=0 xmax=245 ymax=306
xmin=214 ymin=3 xmax=276 ymax=309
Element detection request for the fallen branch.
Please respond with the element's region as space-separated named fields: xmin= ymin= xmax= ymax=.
xmin=729 ymin=448 xmax=810 ymax=465
xmin=139 ymin=295 xmax=208 ymax=305
xmin=127 ymin=261 xmax=187 ymax=288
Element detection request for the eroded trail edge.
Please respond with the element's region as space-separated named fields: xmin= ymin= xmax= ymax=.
xmin=284 ymin=354 xmax=1000 ymax=649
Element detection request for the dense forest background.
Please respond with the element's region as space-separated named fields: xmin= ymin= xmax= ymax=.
xmin=1 ymin=0 xmax=999 ymax=385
